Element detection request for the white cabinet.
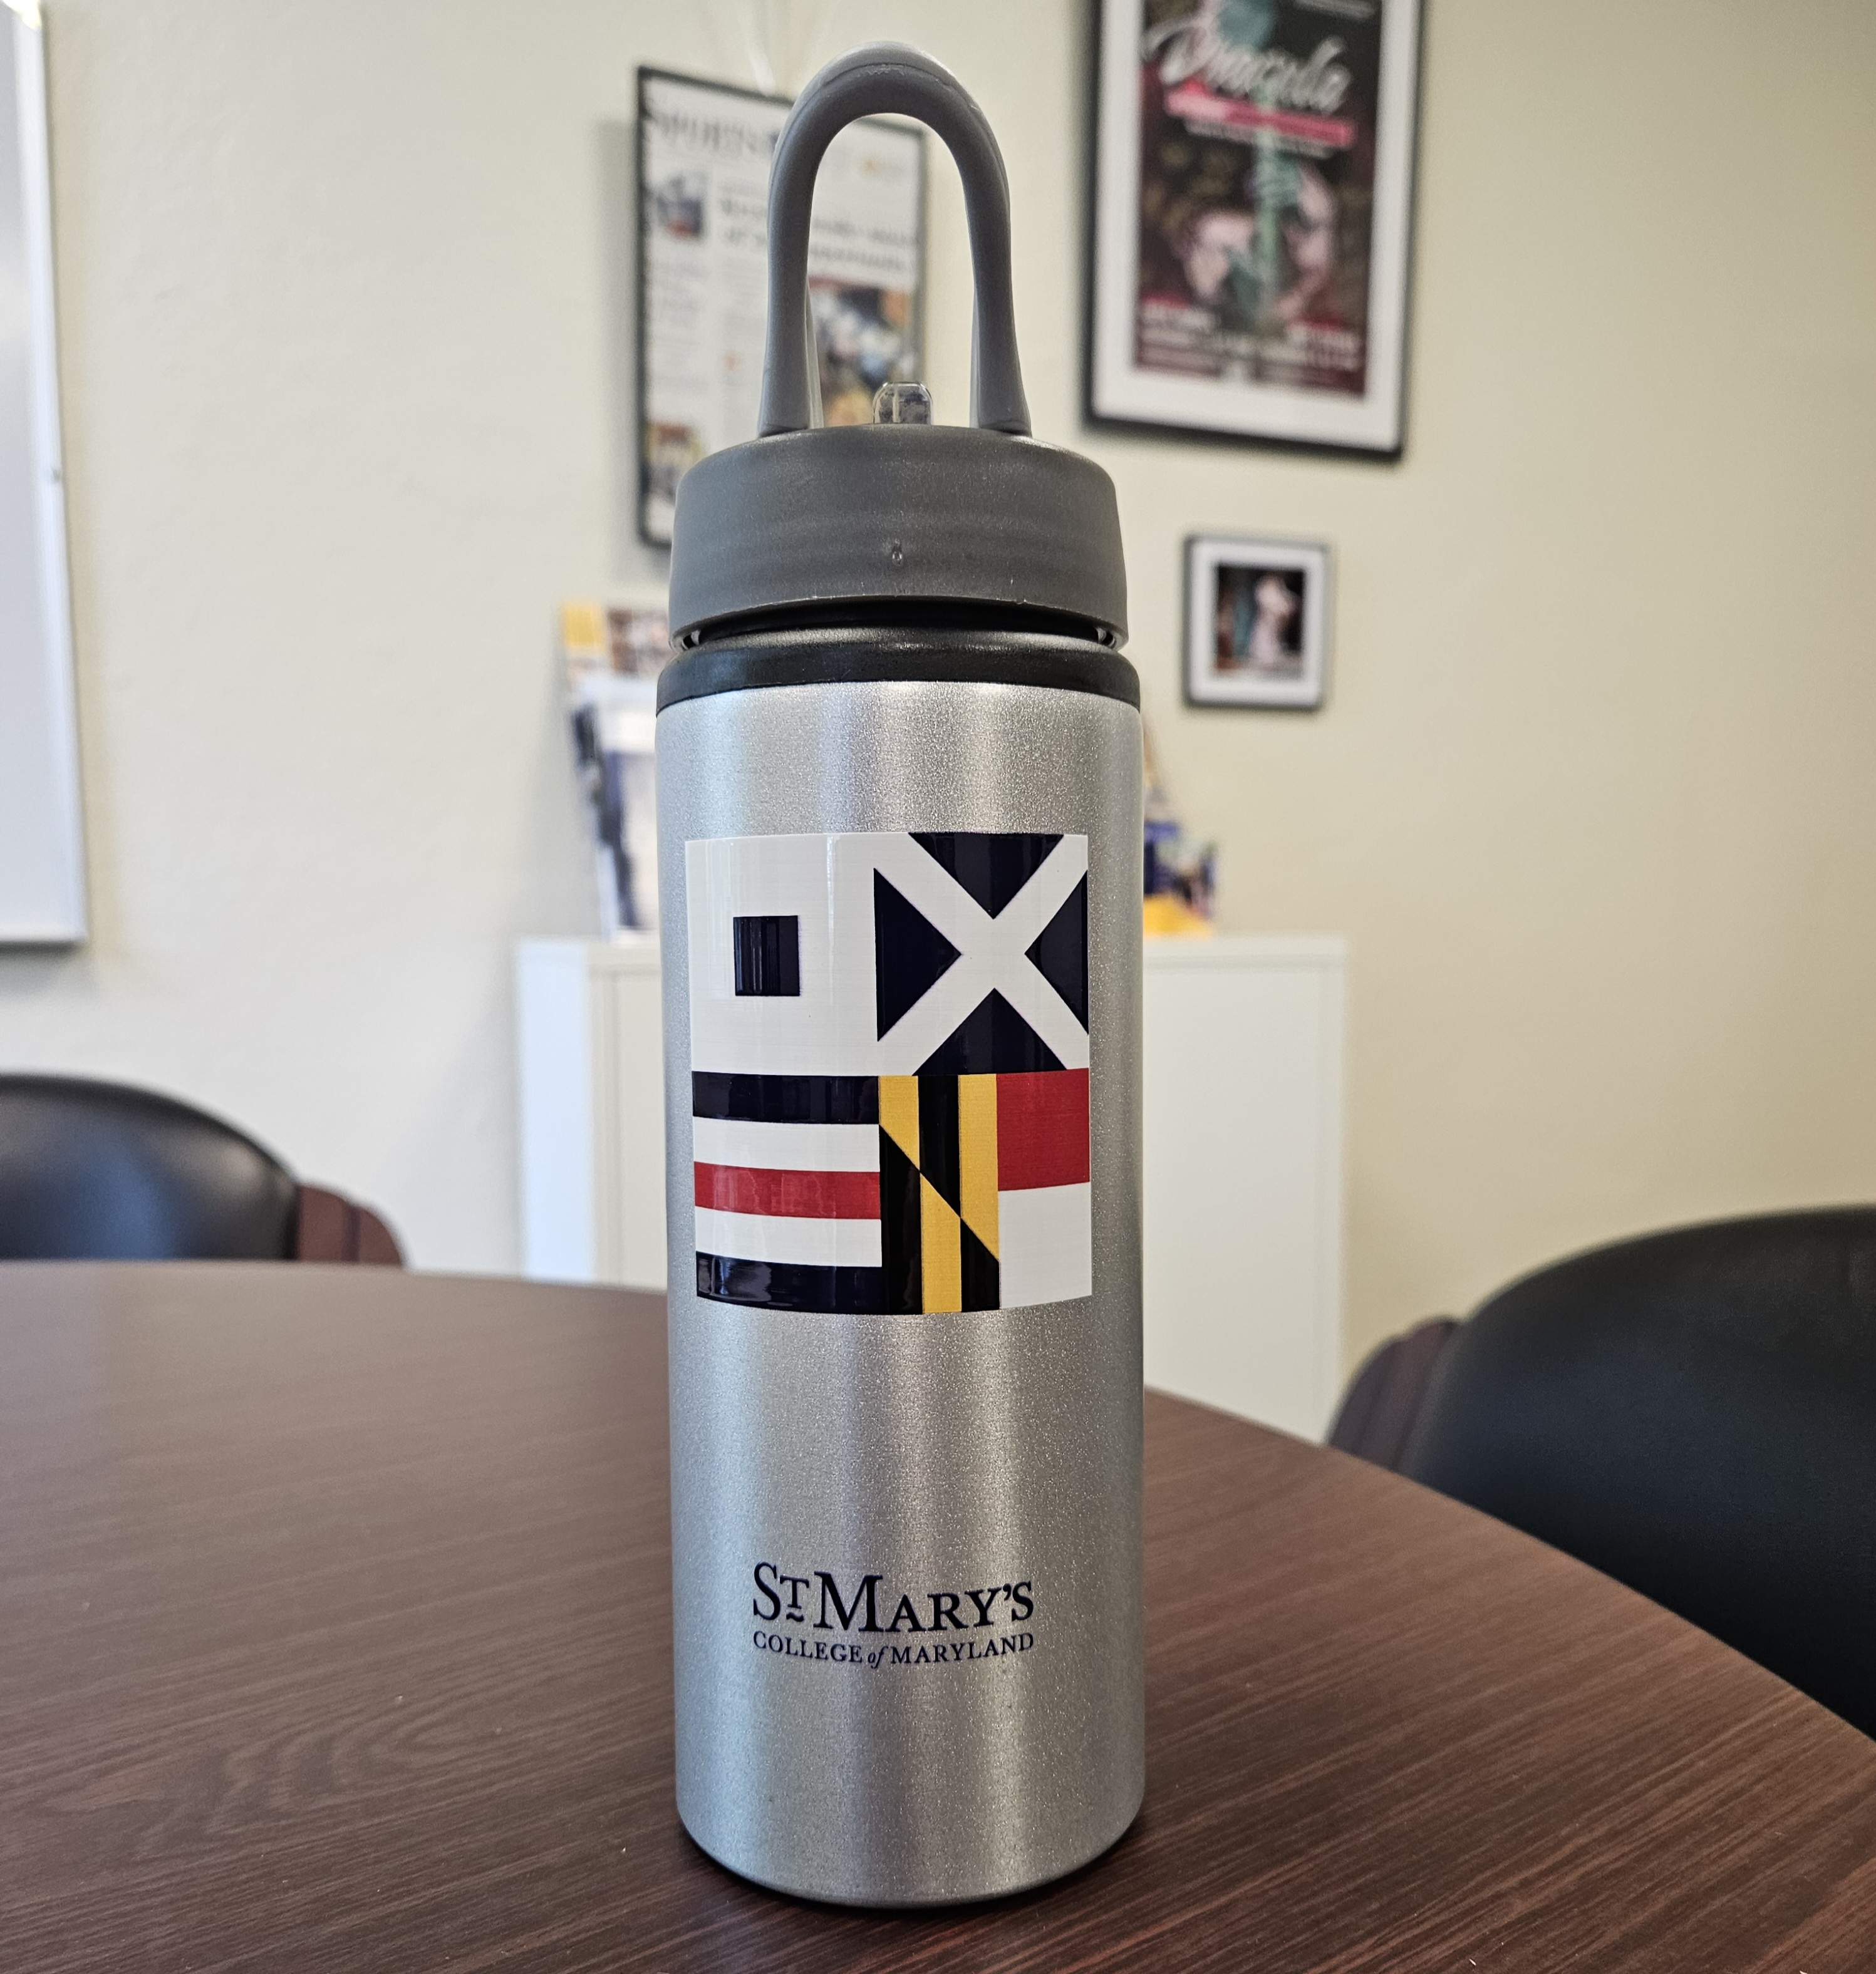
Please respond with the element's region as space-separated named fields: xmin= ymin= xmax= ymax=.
xmin=516 ymin=934 xmax=1345 ymax=1437
xmin=1141 ymin=938 xmax=1345 ymax=1440
xmin=515 ymin=936 xmax=666 ymax=1289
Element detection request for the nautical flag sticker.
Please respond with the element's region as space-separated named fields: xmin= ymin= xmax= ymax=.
xmin=685 ymin=831 xmax=1092 ymax=1316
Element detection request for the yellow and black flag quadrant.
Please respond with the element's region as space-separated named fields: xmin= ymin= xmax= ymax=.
xmin=878 ymin=1072 xmax=1005 ymax=1313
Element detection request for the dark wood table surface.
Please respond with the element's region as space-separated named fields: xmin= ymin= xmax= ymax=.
xmin=4 ymin=1265 xmax=1874 ymax=1971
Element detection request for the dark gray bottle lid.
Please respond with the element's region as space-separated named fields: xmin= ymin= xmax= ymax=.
xmin=666 ymin=45 xmax=1127 ymax=648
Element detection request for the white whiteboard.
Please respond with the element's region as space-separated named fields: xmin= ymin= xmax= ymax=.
xmin=0 ymin=4 xmax=84 ymax=943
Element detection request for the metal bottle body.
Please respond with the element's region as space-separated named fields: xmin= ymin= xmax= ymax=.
xmin=657 ymin=654 xmax=1144 ymax=1906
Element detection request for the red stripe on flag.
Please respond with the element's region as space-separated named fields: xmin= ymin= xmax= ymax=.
xmin=995 ymin=1068 xmax=1090 ymax=1190
xmin=694 ymin=1162 xmax=881 ymax=1220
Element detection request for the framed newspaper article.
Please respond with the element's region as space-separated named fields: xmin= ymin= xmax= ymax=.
xmin=636 ymin=70 xmax=926 ymax=546
xmin=1087 ymin=0 xmax=1423 ymax=458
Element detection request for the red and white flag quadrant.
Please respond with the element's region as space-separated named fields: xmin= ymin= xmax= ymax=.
xmin=985 ymin=1068 xmax=1091 ymax=1312
xmin=685 ymin=830 xmax=1093 ymax=1316
xmin=690 ymin=1114 xmax=882 ymax=1272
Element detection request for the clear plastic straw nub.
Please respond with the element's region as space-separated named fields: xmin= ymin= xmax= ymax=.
xmin=872 ymin=380 xmax=933 ymax=425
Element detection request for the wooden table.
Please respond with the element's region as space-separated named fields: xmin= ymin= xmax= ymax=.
xmin=4 ymin=1266 xmax=1873 ymax=1971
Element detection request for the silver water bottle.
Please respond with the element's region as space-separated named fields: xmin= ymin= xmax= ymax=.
xmin=656 ymin=44 xmax=1143 ymax=1906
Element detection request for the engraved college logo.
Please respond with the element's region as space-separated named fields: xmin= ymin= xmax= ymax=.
xmin=685 ymin=832 xmax=1092 ymax=1316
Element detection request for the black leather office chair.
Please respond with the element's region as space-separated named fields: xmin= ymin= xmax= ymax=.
xmin=0 ymin=1073 xmax=402 ymax=1264
xmin=1330 ymin=1208 xmax=1876 ymax=1739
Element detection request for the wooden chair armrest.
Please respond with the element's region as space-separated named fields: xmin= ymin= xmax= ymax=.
xmin=294 ymin=1184 xmax=406 ymax=1266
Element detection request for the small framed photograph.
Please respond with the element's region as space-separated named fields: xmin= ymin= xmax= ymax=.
xmin=1184 ymin=535 xmax=1331 ymax=710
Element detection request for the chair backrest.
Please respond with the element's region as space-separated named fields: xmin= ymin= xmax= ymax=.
xmin=294 ymin=1184 xmax=405 ymax=1266
xmin=1327 ymin=1317 xmax=1458 ymax=1470
xmin=1400 ymin=1207 xmax=1876 ymax=1739
xmin=0 ymin=1073 xmax=299 ymax=1261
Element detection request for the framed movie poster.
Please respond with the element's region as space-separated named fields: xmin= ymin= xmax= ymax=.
xmin=1184 ymin=534 xmax=1331 ymax=710
xmin=637 ymin=70 xmax=926 ymax=545
xmin=1087 ymin=1 xmax=1423 ymax=458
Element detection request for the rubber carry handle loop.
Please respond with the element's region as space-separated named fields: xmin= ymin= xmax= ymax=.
xmin=757 ymin=43 xmax=1031 ymax=438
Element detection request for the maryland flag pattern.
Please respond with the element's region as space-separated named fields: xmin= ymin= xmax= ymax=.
xmin=685 ymin=831 xmax=1092 ymax=1315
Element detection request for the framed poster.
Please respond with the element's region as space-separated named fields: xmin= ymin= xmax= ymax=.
xmin=636 ymin=70 xmax=925 ymax=545
xmin=0 ymin=2 xmax=85 ymax=943
xmin=1087 ymin=0 xmax=1423 ymax=458
xmin=1184 ymin=534 xmax=1331 ymax=710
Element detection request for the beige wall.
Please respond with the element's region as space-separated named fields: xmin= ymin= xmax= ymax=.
xmin=4 ymin=1 xmax=1873 ymax=1360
